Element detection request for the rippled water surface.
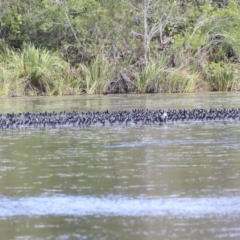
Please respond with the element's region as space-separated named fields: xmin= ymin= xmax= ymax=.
xmin=0 ymin=93 xmax=240 ymax=239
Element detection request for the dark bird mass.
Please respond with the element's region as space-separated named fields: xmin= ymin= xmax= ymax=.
xmin=0 ymin=108 xmax=240 ymax=129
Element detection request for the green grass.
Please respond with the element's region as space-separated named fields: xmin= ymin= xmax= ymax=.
xmin=1 ymin=43 xmax=240 ymax=96
xmin=204 ymin=62 xmax=234 ymax=91
xmin=0 ymin=44 xmax=82 ymax=96
xmin=79 ymin=55 xmax=115 ymax=94
xmin=0 ymin=67 xmax=11 ymax=96
xmin=133 ymin=55 xmax=169 ymax=93
xmin=228 ymin=64 xmax=240 ymax=91
xmin=166 ymin=68 xmax=198 ymax=93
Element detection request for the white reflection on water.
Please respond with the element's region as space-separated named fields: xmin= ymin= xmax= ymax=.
xmin=104 ymin=138 xmax=236 ymax=148
xmin=0 ymin=195 xmax=239 ymax=217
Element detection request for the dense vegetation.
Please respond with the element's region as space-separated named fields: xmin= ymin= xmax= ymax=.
xmin=0 ymin=0 xmax=240 ymax=96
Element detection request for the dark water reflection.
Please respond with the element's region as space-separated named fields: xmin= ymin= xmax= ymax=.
xmin=0 ymin=93 xmax=240 ymax=239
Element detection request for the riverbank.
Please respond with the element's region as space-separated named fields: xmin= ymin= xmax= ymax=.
xmin=1 ymin=43 xmax=240 ymax=97
xmin=1 ymin=1 xmax=240 ymax=97
xmin=0 ymin=0 xmax=240 ymax=96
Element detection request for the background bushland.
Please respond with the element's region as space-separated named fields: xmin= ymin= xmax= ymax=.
xmin=0 ymin=0 xmax=240 ymax=96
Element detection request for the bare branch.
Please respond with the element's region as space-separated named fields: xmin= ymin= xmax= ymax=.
xmin=54 ymin=0 xmax=78 ymax=41
xmin=129 ymin=30 xmax=143 ymax=39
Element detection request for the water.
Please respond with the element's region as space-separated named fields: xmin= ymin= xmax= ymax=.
xmin=0 ymin=93 xmax=240 ymax=239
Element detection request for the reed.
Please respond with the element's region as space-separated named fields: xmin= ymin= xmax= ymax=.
xmin=204 ymin=62 xmax=234 ymax=91
xmin=0 ymin=44 xmax=81 ymax=96
xmin=166 ymin=68 xmax=198 ymax=93
xmin=0 ymin=67 xmax=11 ymax=96
xmin=37 ymin=50 xmax=70 ymax=95
xmin=79 ymin=55 xmax=115 ymax=94
xmin=0 ymin=57 xmax=27 ymax=96
xmin=134 ymin=55 xmax=169 ymax=93
xmin=1 ymin=43 xmax=240 ymax=96
xmin=228 ymin=64 xmax=240 ymax=91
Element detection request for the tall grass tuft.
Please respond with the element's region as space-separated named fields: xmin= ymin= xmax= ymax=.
xmin=166 ymin=68 xmax=199 ymax=93
xmin=134 ymin=55 xmax=169 ymax=93
xmin=0 ymin=55 xmax=27 ymax=96
xmin=204 ymin=62 xmax=234 ymax=91
xmin=79 ymin=55 xmax=115 ymax=94
xmin=37 ymin=50 xmax=70 ymax=95
xmin=222 ymin=63 xmax=240 ymax=91
xmin=0 ymin=44 xmax=80 ymax=96
xmin=0 ymin=67 xmax=11 ymax=96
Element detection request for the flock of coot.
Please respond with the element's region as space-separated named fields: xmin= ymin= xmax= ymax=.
xmin=0 ymin=108 xmax=240 ymax=129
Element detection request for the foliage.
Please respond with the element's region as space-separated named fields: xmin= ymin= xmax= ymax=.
xmin=134 ymin=55 xmax=169 ymax=93
xmin=204 ymin=62 xmax=234 ymax=91
xmin=0 ymin=44 xmax=81 ymax=96
xmin=0 ymin=0 xmax=240 ymax=95
xmin=79 ymin=55 xmax=115 ymax=94
xmin=166 ymin=68 xmax=198 ymax=93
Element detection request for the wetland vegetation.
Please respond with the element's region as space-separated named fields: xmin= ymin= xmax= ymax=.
xmin=0 ymin=0 xmax=240 ymax=96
